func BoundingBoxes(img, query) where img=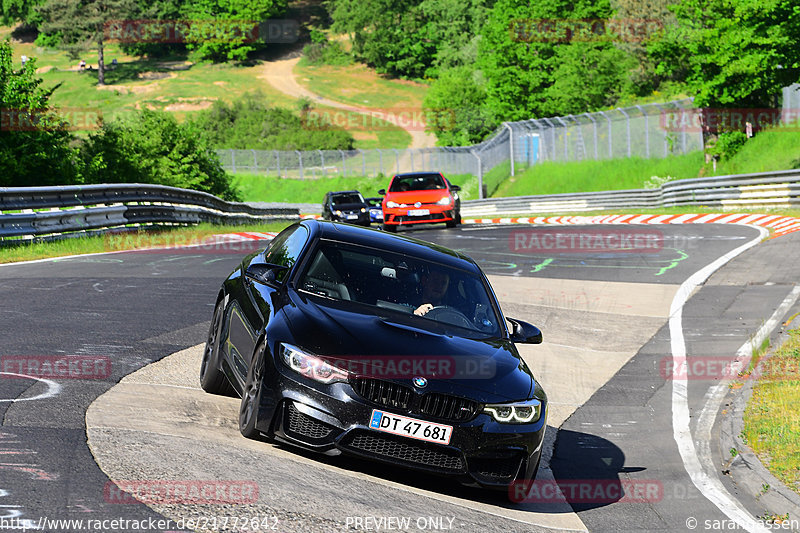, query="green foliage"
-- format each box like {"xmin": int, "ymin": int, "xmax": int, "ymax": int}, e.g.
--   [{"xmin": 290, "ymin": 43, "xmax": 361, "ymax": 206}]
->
[
  {"xmin": 2, "ymin": 0, "xmax": 45, "ymax": 26},
  {"xmin": 0, "ymin": 40, "xmax": 82, "ymax": 186},
  {"xmin": 180, "ymin": 0, "xmax": 288, "ymax": 62},
  {"xmin": 650, "ymin": 0, "xmax": 800, "ymax": 108},
  {"xmin": 303, "ymin": 39, "xmax": 351, "ymax": 66},
  {"xmin": 38, "ymin": 0, "xmax": 140, "ymax": 84},
  {"xmin": 80, "ymin": 109, "xmax": 238, "ymax": 200},
  {"xmin": 191, "ymin": 93, "xmax": 355, "ymax": 150},
  {"xmin": 705, "ymin": 131, "xmax": 748, "ymax": 162},
  {"xmin": 329, "ymin": 0, "xmax": 489, "ymax": 78},
  {"xmin": 423, "ymin": 66, "xmax": 496, "ymax": 146}
]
